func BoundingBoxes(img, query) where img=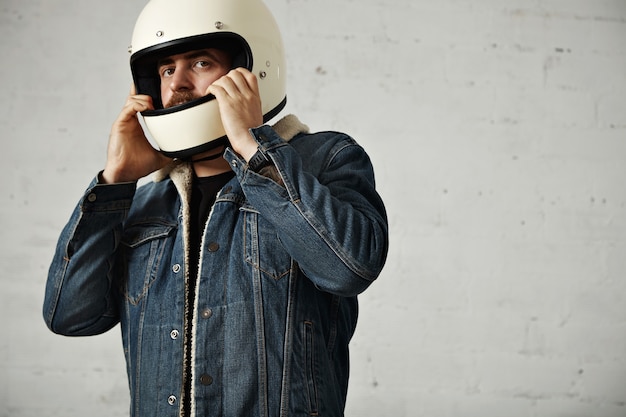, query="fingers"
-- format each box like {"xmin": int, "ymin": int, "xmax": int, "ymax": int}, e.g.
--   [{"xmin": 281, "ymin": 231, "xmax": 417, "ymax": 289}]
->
[
  {"xmin": 104, "ymin": 88, "xmax": 168, "ymax": 183},
  {"xmin": 205, "ymin": 68, "xmax": 262, "ymax": 156},
  {"xmin": 208, "ymin": 68, "xmax": 259, "ymax": 98},
  {"xmin": 230, "ymin": 67, "xmax": 259, "ymax": 95},
  {"xmin": 127, "ymin": 84, "xmax": 153, "ymax": 111},
  {"xmin": 207, "ymin": 68, "xmax": 262, "ymax": 123},
  {"xmin": 117, "ymin": 93, "xmax": 154, "ymax": 123}
]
